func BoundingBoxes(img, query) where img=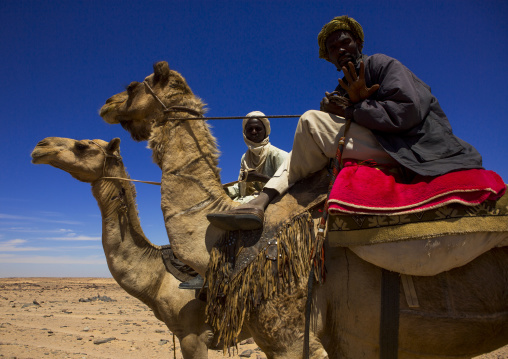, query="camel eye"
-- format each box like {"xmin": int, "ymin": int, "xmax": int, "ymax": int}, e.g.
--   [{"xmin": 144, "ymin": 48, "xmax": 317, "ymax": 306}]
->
[{"xmin": 75, "ymin": 143, "xmax": 89, "ymax": 151}]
